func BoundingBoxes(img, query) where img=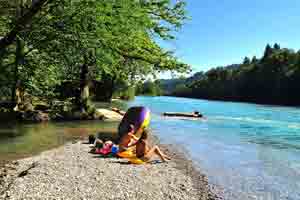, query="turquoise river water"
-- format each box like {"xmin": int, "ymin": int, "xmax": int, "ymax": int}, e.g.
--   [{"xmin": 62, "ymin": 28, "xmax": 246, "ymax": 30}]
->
[
  {"xmin": 128, "ymin": 96, "xmax": 300, "ymax": 200},
  {"xmin": 0, "ymin": 96, "xmax": 300, "ymax": 199}
]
